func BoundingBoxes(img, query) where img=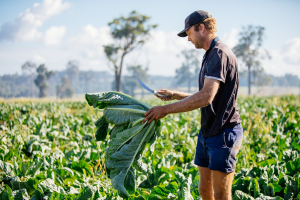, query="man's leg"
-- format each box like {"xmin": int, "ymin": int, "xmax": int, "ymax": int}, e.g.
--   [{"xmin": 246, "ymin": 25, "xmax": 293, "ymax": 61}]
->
[
  {"xmin": 203, "ymin": 124, "xmax": 243, "ymax": 200},
  {"xmin": 211, "ymin": 170, "xmax": 235, "ymax": 200},
  {"xmin": 198, "ymin": 166, "xmax": 214, "ymax": 200}
]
